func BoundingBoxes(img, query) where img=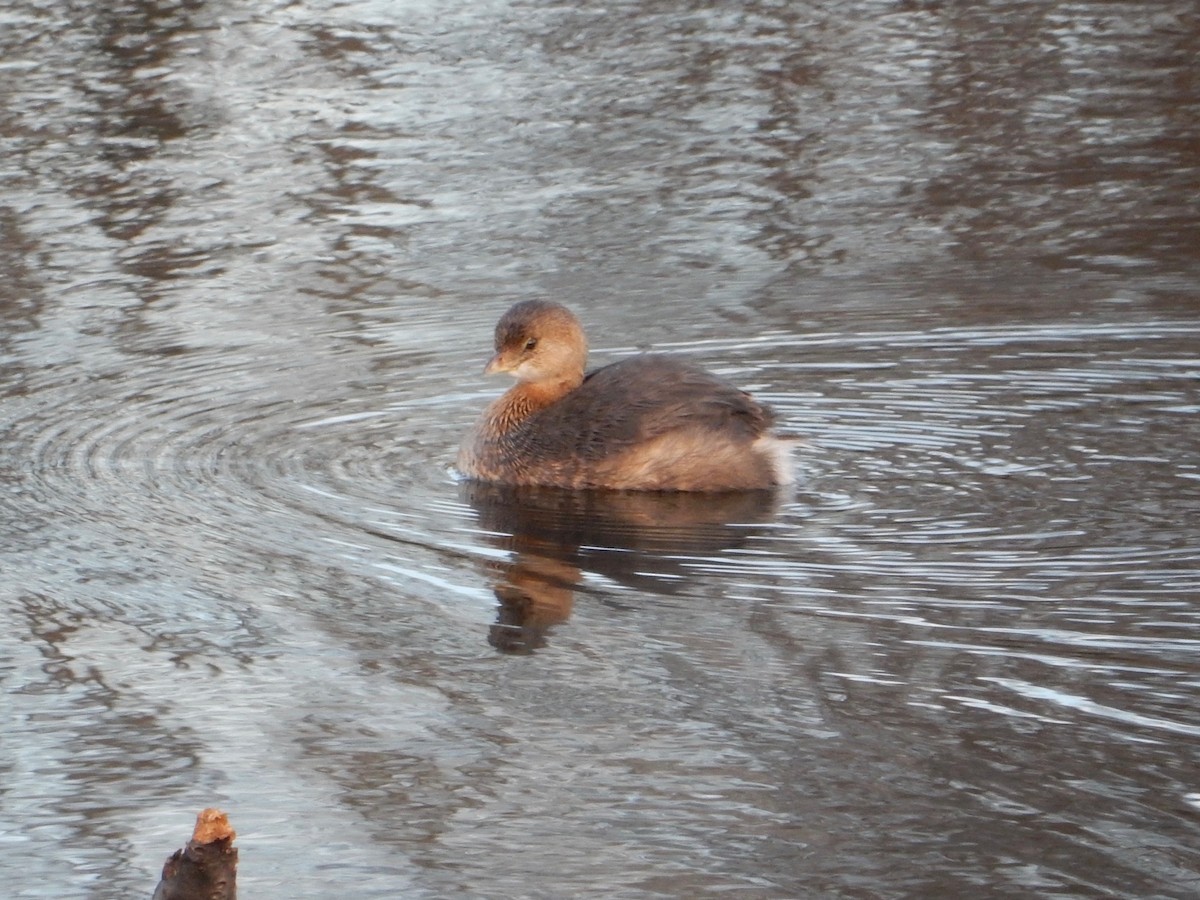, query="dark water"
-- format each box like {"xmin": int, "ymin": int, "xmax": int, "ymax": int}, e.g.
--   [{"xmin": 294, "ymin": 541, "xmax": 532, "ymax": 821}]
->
[{"xmin": 2, "ymin": 1, "xmax": 1199, "ymax": 897}]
